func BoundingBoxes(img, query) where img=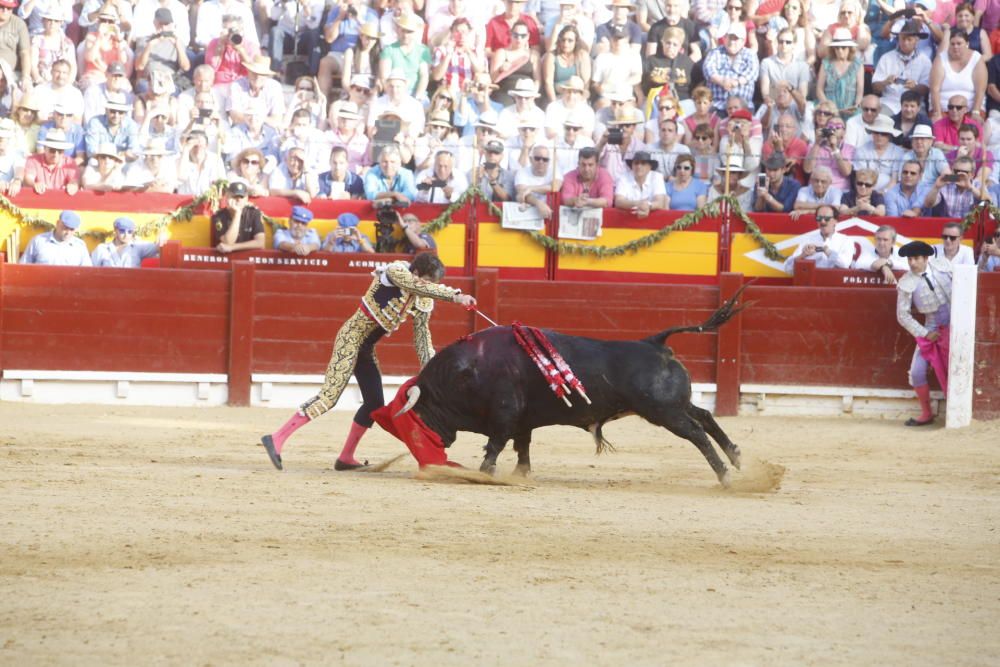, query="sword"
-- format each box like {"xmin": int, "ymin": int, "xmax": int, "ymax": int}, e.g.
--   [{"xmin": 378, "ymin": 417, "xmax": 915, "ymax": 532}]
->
[{"xmin": 466, "ymin": 305, "xmax": 500, "ymax": 328}]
